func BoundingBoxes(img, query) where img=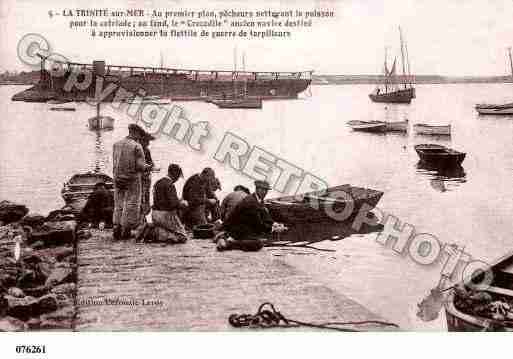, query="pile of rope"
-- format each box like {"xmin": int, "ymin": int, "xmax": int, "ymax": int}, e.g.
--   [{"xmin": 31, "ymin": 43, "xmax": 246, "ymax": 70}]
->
[{"xmin": 229, "ymin": 302, "xmax": 399, "ymax": 332}]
